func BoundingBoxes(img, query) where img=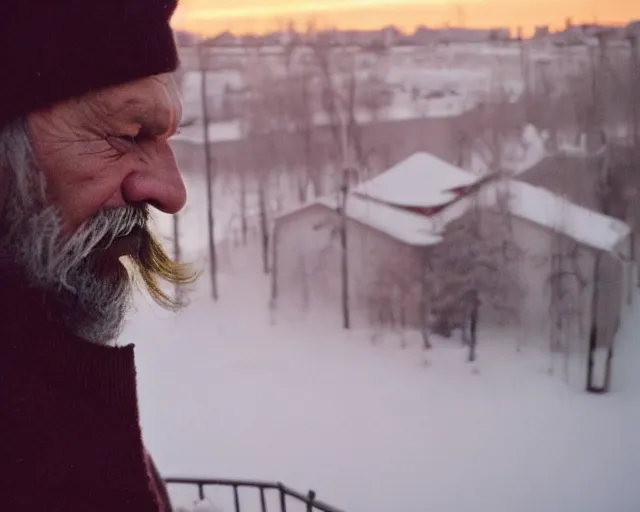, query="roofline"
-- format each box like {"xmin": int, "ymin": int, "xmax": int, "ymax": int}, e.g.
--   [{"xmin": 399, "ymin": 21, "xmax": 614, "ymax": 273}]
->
[
  {"xmin": 274, "ymin": 196, "xmax": 439, "ymax": 247},
  {"xmin": 500, "ymin": 206, "xmax": 631, "ymax": 254},
  {"xmin": 352, "ymin": 168, "xmax": 490, "ymax": 214}
]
